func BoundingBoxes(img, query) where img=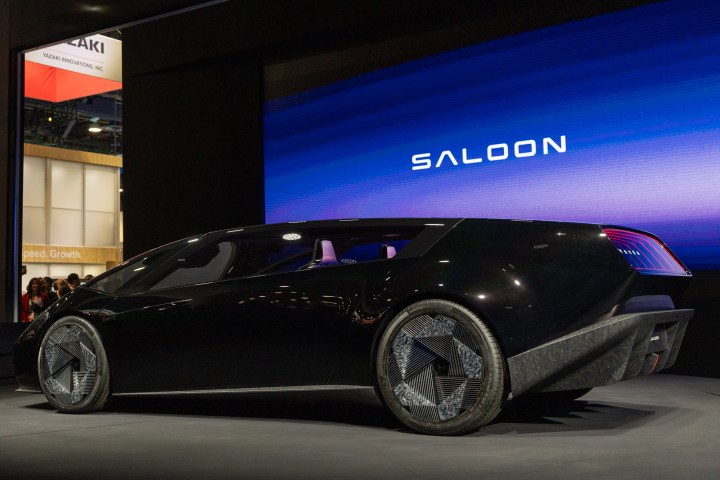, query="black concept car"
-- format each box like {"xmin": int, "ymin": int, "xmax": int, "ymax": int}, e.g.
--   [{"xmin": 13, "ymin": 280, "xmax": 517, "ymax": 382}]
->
[{"xmin": 15, "ymin": 218, "xmax": 693, "ymax": 435}]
